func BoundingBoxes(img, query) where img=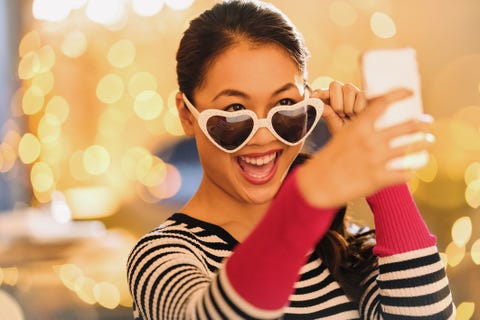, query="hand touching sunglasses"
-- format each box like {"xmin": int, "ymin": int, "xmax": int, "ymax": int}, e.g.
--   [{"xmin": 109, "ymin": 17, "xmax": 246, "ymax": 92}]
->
[{"xmin": 182, "ymin": 92, "xmax": 324, "ymax": 153}]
